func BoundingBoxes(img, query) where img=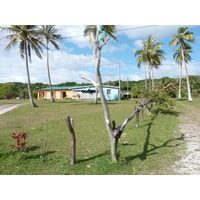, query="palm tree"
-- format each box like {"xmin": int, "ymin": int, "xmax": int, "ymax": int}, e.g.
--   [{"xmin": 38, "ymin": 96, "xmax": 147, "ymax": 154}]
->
[
  {"xmin": 134, "ymin": 42, "xmax": 148, "ymax": 89},
  {"xmin": 39, "ymin": 25, "xmax": 62, "ymax": 102},
  {"xmin": 0, "ymin": 25, "xmax": 45, "ymax": 107},
  {"xmin": 83, "ymin": 25, "xmax": 119, "ymax": 161},
  {"xmin": 145, "ymin": 36, "xmax": 165, "ymax": 90},
  {"xmin": 169, "ymin": 26, "xmax": 195, "ymax": 102},
  {"xmin": 134, "ymin": 36, "xmax": 165, "ymax": 90},
  {"xmin": 173, "ymin": 43, "xmax": 193, "ymax": 98}
]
